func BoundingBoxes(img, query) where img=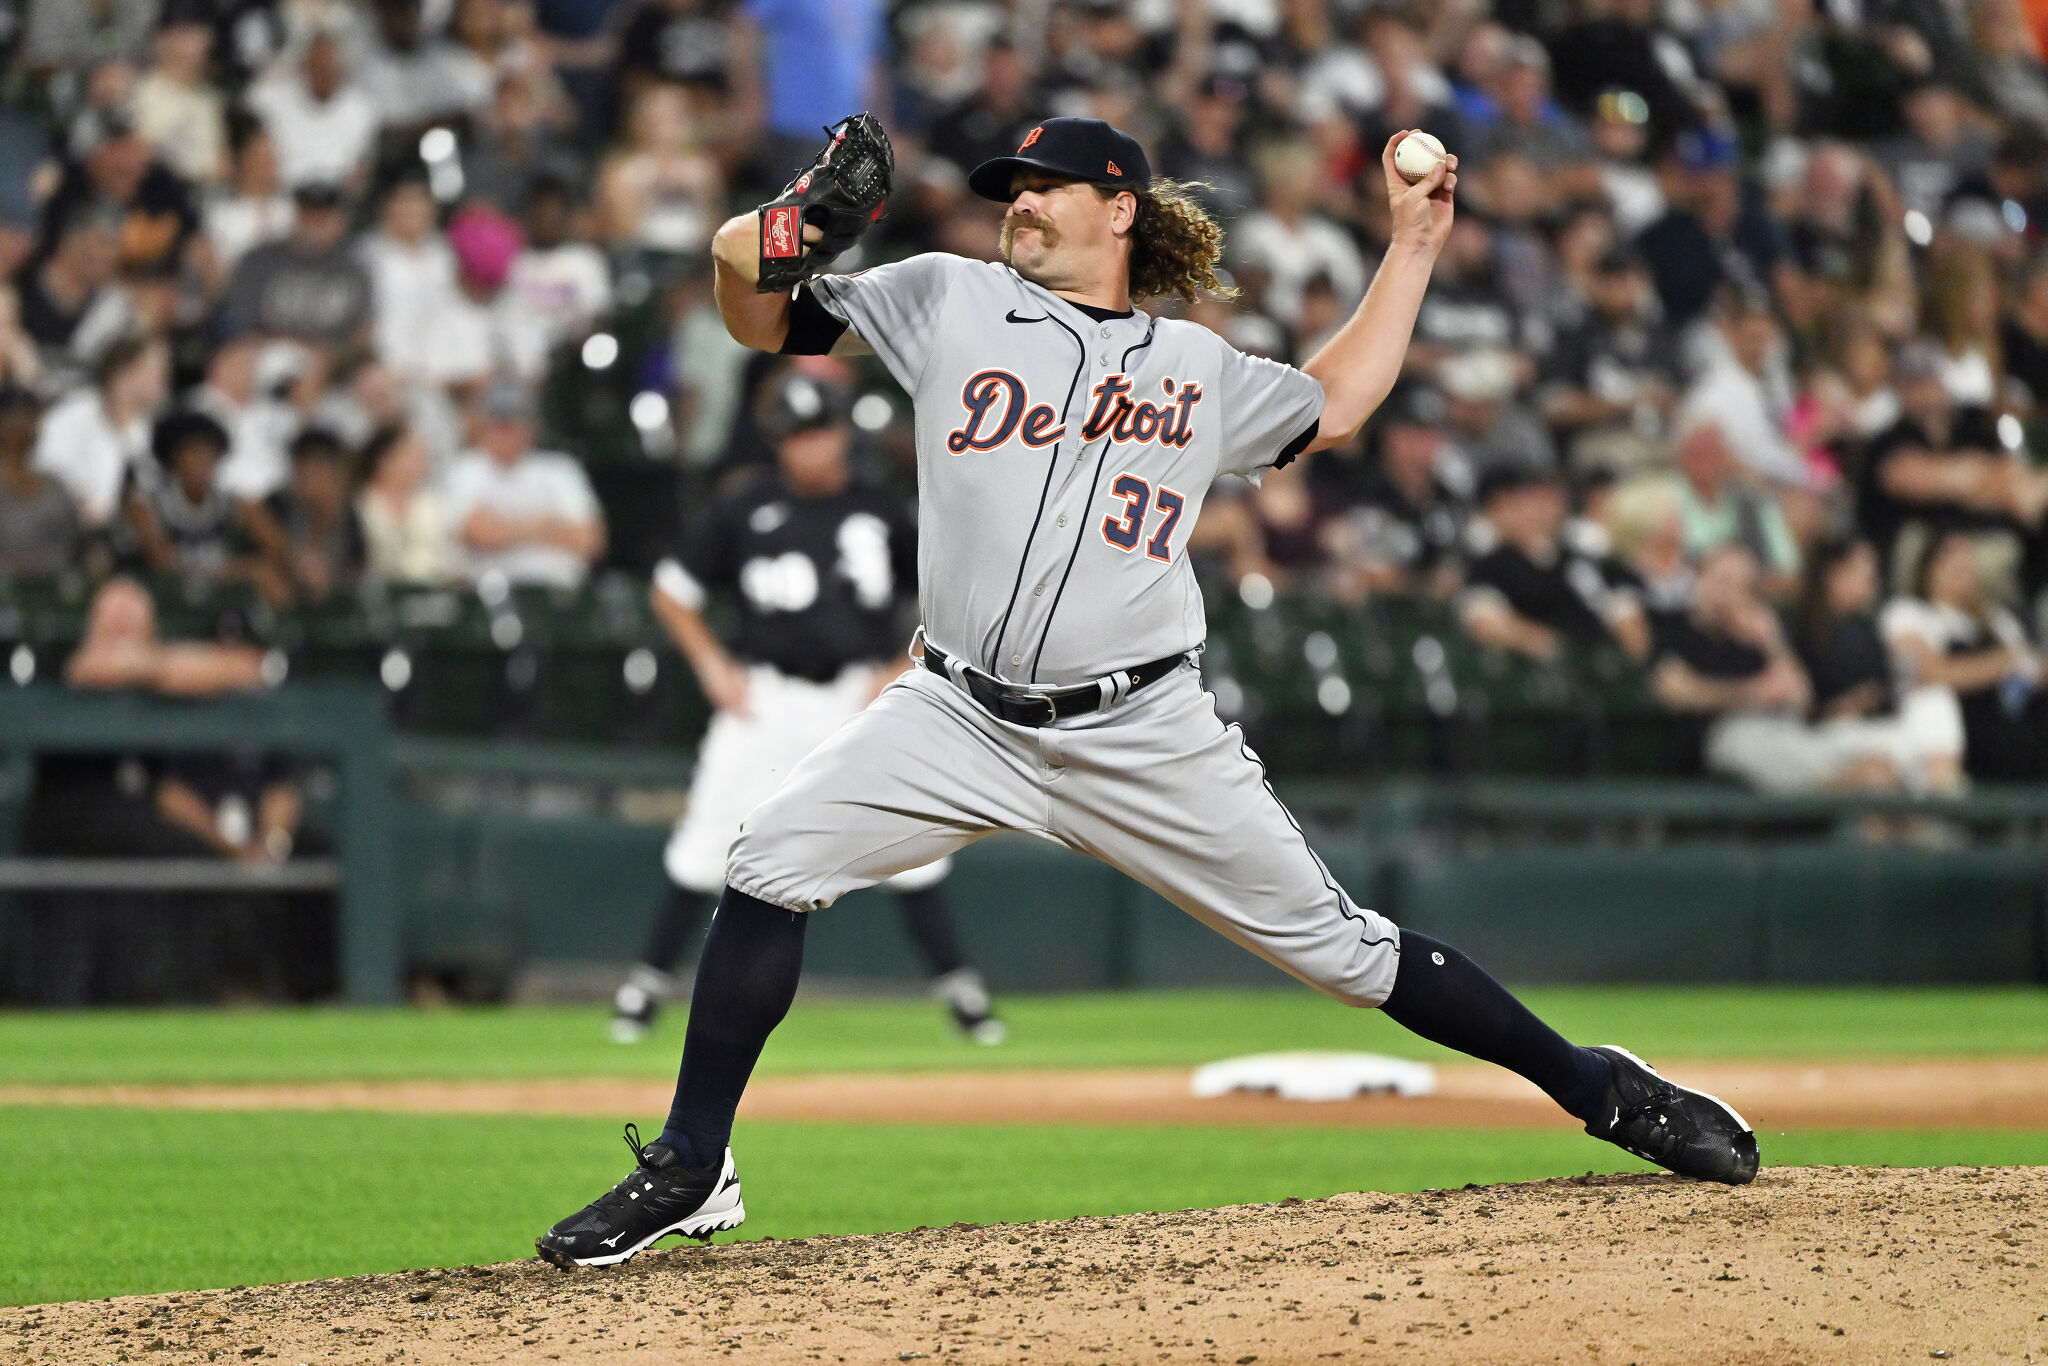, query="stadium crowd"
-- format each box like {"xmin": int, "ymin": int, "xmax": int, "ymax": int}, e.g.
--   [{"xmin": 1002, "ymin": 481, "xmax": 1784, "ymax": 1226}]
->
[{"xmin": 1, "ymin": 0, "xmax": 2048, "ymax": 798}]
